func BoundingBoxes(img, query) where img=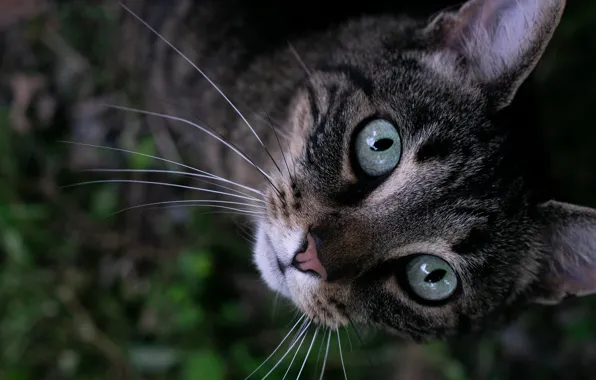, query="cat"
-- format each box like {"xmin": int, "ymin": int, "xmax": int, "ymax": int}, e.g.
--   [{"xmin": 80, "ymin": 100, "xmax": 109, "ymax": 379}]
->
[{"xmin": 115, "ymin": 0, "xmax": 596, "ymax": 346}]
